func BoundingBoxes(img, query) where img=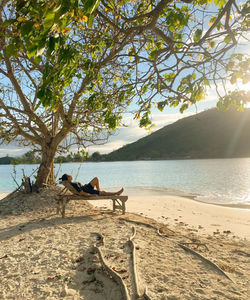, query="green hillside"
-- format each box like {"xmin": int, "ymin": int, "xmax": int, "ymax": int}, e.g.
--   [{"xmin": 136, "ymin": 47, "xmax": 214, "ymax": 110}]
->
[
  {"xmin": 105, "ymin": 108, "xmax": 250, "ymax": 160},
  {"xmin": 0, "ymin": 156, "xmax": 16, "ymax": 164}
]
